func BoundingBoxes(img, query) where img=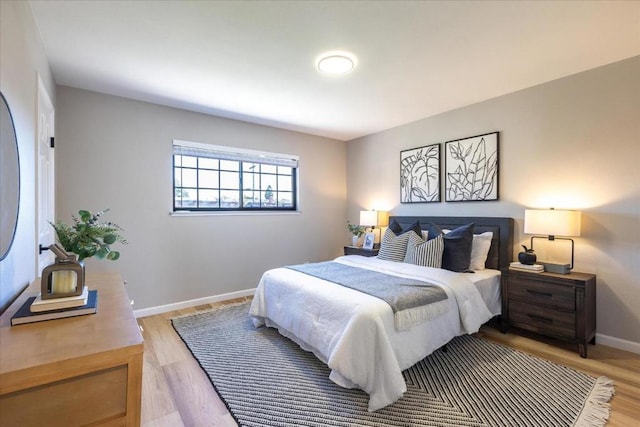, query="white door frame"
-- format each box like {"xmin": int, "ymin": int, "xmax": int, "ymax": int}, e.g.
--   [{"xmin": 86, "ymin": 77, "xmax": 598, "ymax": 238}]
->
[{"xmin": 36, "ymin": 75, "xmax": 55, "ymax": 275}]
